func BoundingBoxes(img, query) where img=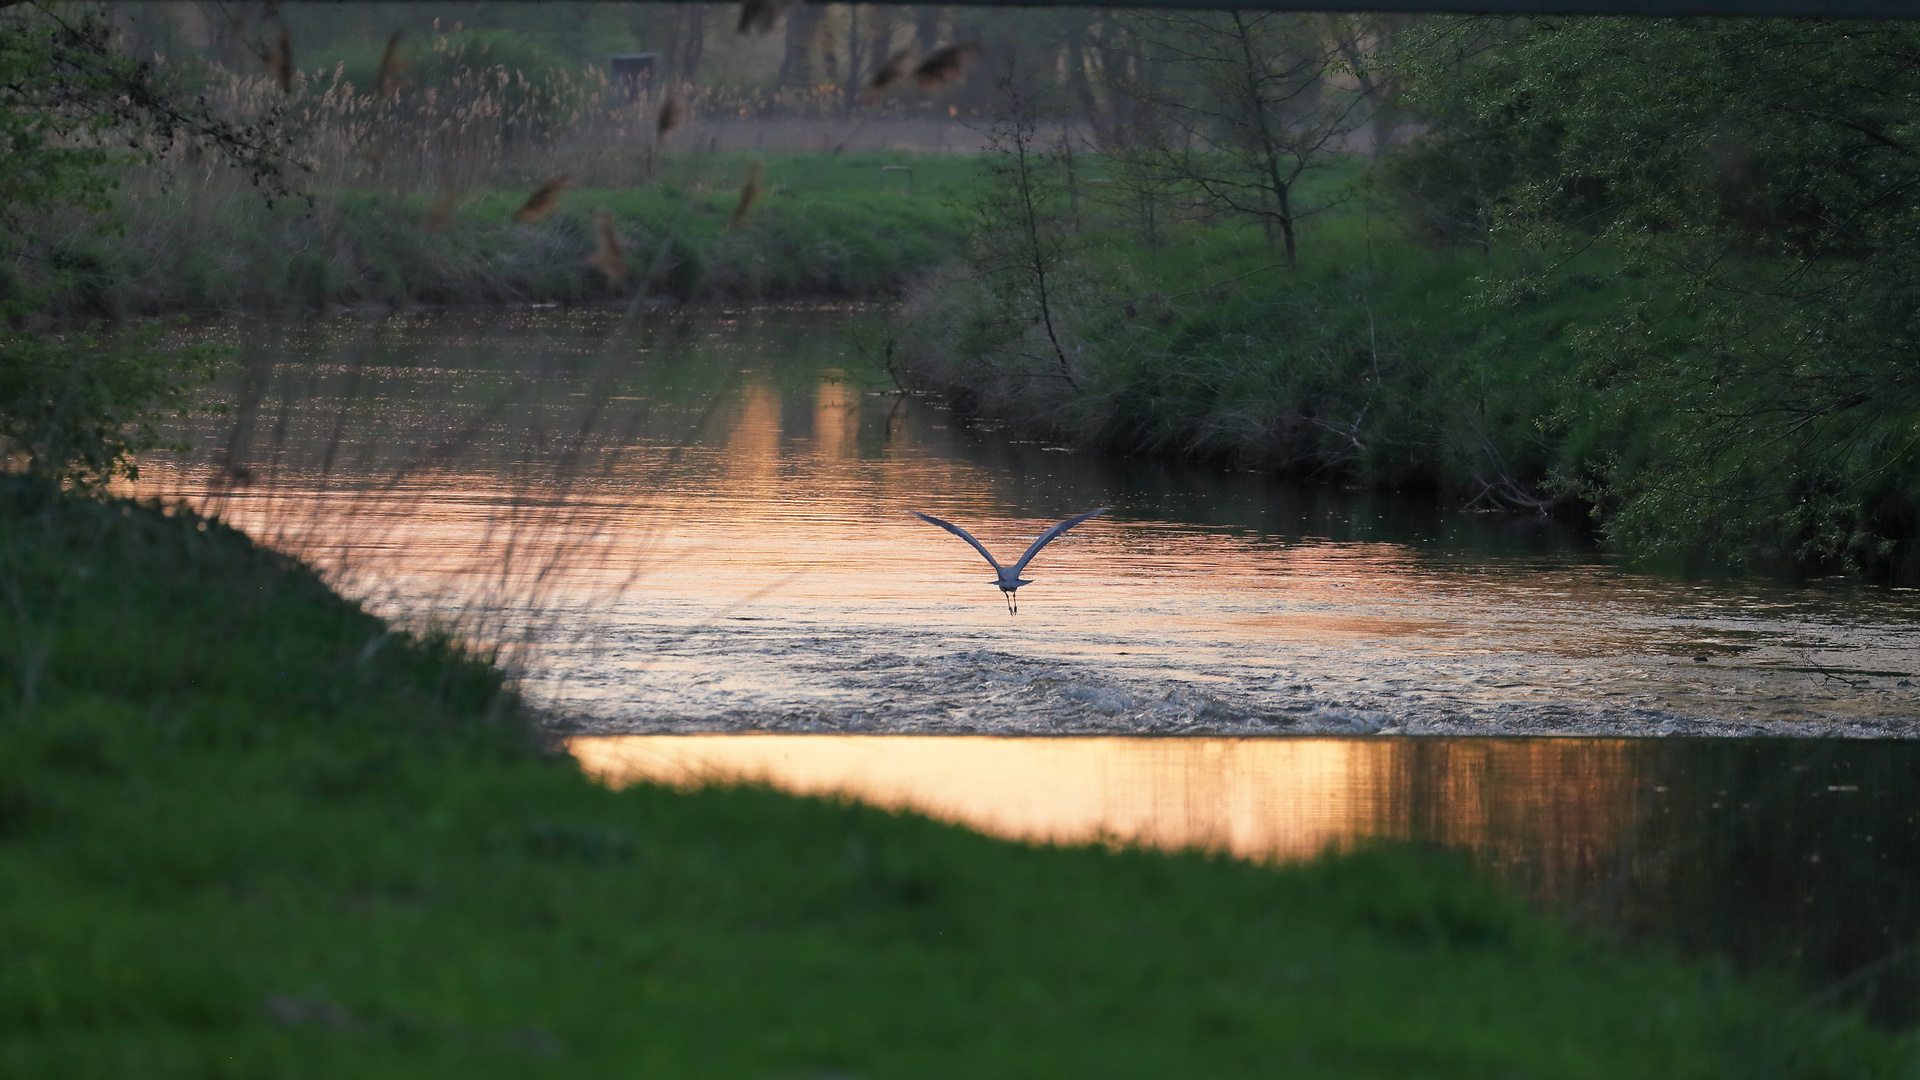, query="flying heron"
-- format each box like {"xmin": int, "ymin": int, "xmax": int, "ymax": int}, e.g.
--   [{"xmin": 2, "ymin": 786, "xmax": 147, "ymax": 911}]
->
[{"xmin": 911, "ymin": 507, "xmax": 1110, "ymax": 613}]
